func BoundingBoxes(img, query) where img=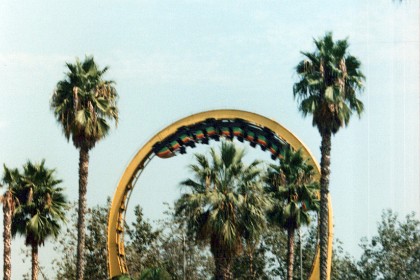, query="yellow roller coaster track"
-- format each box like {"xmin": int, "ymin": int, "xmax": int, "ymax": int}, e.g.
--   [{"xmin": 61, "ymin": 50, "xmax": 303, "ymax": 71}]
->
[{"xmin": 107, "ymin": 109, "xmax": 333, "ymax": 279}]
